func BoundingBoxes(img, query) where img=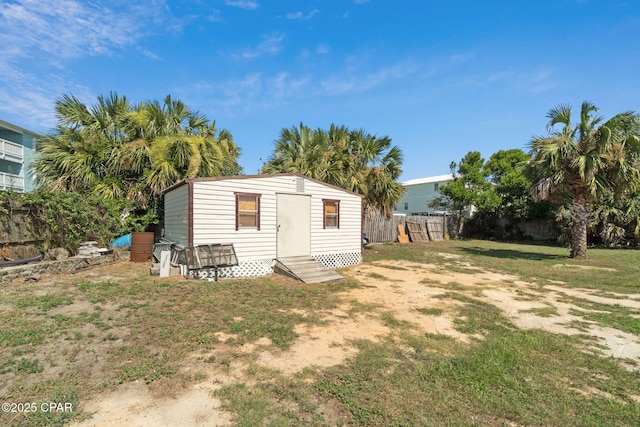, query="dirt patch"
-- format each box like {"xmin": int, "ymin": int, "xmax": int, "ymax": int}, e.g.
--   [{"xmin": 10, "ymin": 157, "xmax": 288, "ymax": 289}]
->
[
  {"xmin": 257, "ymin": 309, "xmax": 390, "ymax": 374},
  {"xmin": 544, "ymin": 285, "xmax": 640, "ymax": 308},
  {"xmin": 482, "ymin": 287, "xmax": 640, "ymax": 366},
  {"xmin": 345, "ymin": 260, "xmax": 640, "ymax": 368},
  {"xmin": 16, "ymin": 256, "xmax": 640, "ymax": 425},
  {"xmin": 71, "ymin": 381, "xmax": 232, "ymax": 427}
]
